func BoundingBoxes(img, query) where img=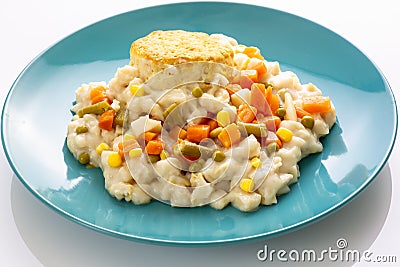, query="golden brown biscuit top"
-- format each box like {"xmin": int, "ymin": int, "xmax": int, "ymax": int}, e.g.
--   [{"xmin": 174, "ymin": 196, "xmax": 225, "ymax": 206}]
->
[{"xmin": 130, "ymin": 30, "xmax": 234, "ymax": 65}]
